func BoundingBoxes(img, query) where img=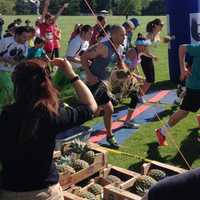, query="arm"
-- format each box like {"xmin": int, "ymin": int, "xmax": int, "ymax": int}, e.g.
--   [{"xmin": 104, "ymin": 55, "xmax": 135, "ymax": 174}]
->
[
  {"xmin": 81, "ymin": 43, "xmax": 106, "ymax": 84},
  {"xmin": 67, "ymin": 56, "xmax": 81, "ymax": 64},
  {"xmin": 54, "ymin": 3, "xmax": 69, "ymax": 22},
  {"xmin": 41, "ymin": 0, "xmax": 50, "ymax": 22},
  {"xmin": 66, "ymin": 38, "xmax": 82, "ymax": 64},
  {"xmin": 179, "ymin": 44, "xmax": 191, "ymax": 81},
  {"xmin": 51, "ymin": 58, "xmax": 97, "ymax": 113},
  {"xmin": 141, "ymin": 46, "xmax": 158, "ymax": 61}
]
